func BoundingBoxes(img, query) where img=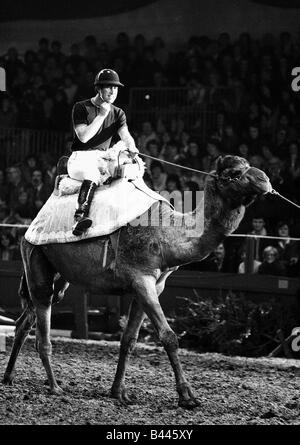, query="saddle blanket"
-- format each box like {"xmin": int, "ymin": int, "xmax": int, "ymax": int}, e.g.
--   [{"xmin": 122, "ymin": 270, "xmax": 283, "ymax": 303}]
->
[{"xmin": 25, "ymin": 178, "xmax": 170, "ymax": 245}]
